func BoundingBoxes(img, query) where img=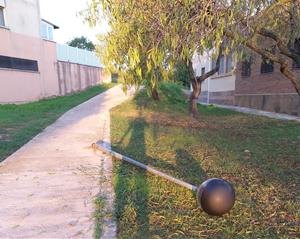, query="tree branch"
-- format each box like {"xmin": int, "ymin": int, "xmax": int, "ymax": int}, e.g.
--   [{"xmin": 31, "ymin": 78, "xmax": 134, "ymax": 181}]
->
[
  {"xmin": 196, "ymin": 46, "xmax": 223, "ymax": 83},
  {"xmin": 225, "ymin": 30, "xmax": 300, "ymax": 95},
  {"xmin": 257, "ymin": 28, "xmax": 300, "ymax": 64}
]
